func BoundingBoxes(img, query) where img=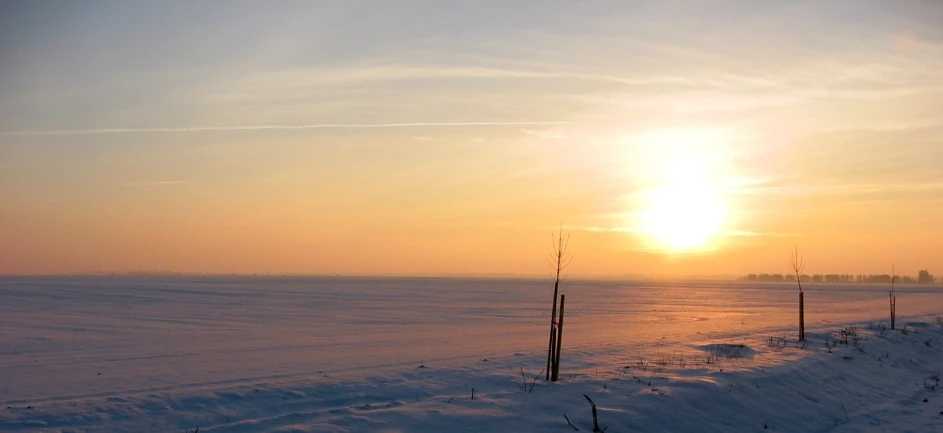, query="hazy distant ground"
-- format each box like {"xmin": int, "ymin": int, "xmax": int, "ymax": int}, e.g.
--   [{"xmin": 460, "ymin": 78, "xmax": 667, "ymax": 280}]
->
[
  {"xmin": 2, "ymin": 276, "xmax": 943, "ymax": 432},
  {"xmin": 2, "ymin": 276, "xmax": 941, "ymax": 403}
]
